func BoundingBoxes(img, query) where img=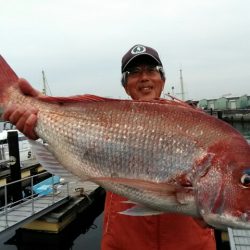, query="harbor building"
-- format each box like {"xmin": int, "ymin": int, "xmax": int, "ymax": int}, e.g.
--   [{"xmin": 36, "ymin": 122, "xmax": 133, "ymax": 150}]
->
[
  {"xmin": 198, "ymin": 95, "xmax": 250, "ymax": 110},
  {"xmin": 198, "ymin": 95, "xmax": 250, "ymax": 122}
]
